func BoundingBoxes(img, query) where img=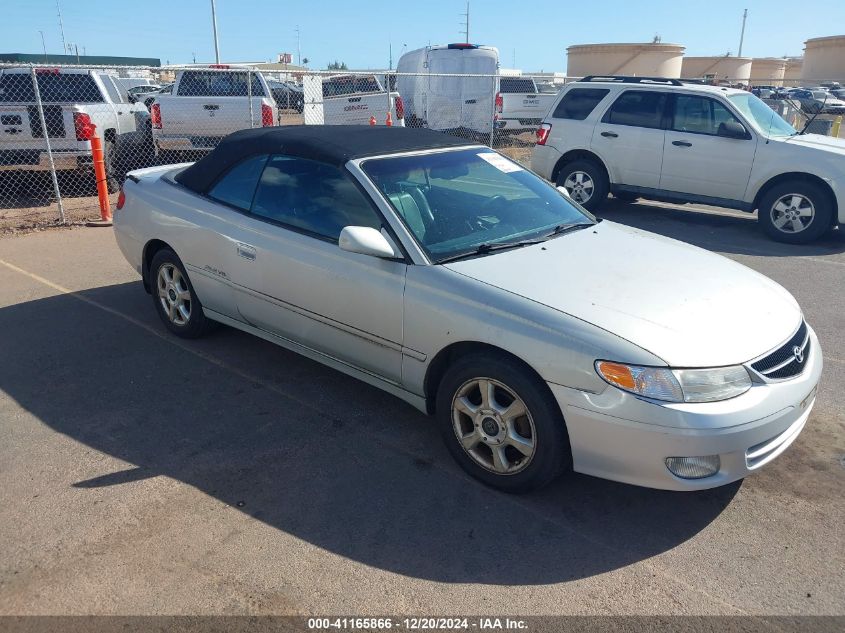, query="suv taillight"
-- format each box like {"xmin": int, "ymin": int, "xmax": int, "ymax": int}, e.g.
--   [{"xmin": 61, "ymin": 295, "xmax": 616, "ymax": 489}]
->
[
  {"xmin": 395, "ymin": 95, "xmax": 405, "ymax": 120},
  {"xmin": 262, "ymin": 103, "xmax": 274, "ymax": 127},
  {"xmin": 73, "ymin": 112, "xmax": 95, "ymax": 141},
  {"xmin": 495, "ymin": 92, "xmax": 503, "ymax": 113},
  {"xmin": 150, "ymin": 103, "xmax": 162, "ymax": 129},
  {"xmin": 536, "ymin": 123, "xmax": 552, "ymax": 146}
]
